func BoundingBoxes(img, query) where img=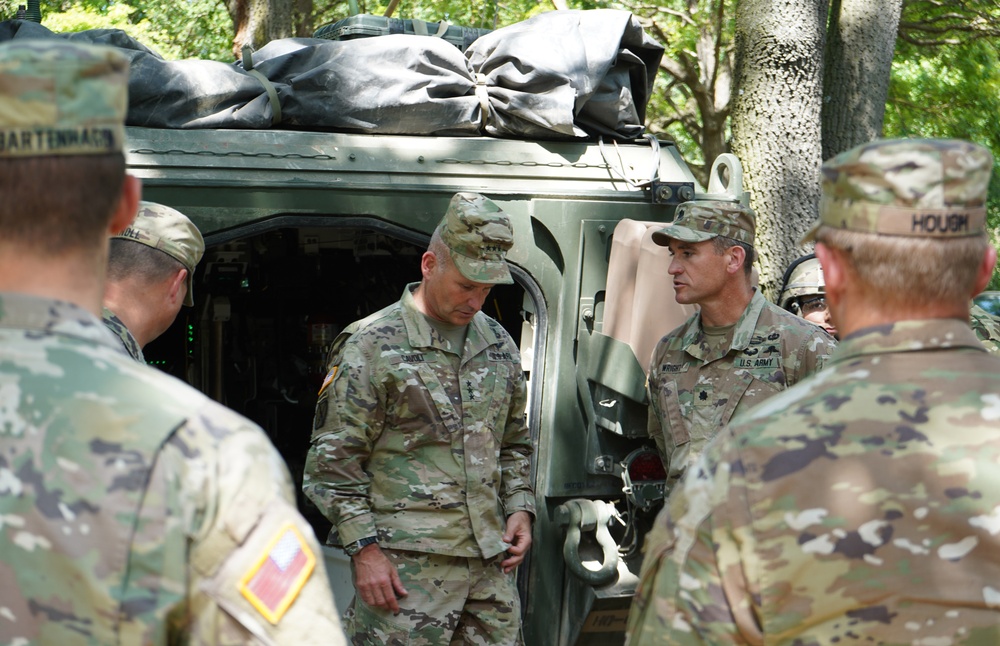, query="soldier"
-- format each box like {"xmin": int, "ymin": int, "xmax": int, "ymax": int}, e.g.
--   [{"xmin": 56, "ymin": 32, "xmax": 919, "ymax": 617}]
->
[
  {"xmin": 970, "ymin": 301, "xmax": 1000, "ymax": 353},
  {"xmin": 778, "ymin": 252, "xmax": 838, "ymax": 338},
  {"xmin": 0, "ymin": 41, "xmax": 346, "ymax": 644},
  {"xmin": 303, "ymin": 192, "xmax": 534, "ymax": 644},
  {"xmin": 626, "ymin": 138, "xmax": 1000, "ymax": 644},
  {"xmin": 103, "ymin": 201, "xmax": 205, "ymax": 362},
  {"xmin": 645, "ymin": 200, "xmax": 836, "ymax": 491}
]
